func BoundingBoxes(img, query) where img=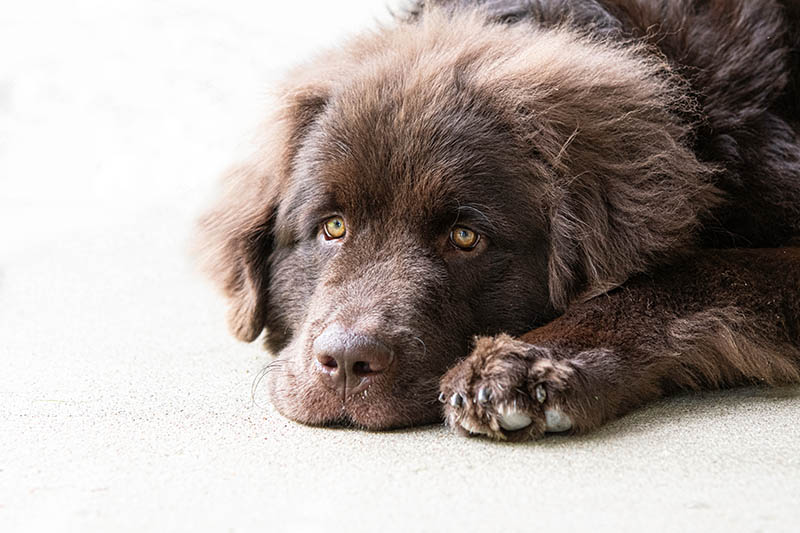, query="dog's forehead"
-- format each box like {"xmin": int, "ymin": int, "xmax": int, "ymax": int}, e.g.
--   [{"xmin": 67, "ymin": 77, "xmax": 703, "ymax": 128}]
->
[
  {"xmin": 275, "ymin": 59, "xmax": 553, "ymax": 246},
  {"xmin": 306, "ymin": 84, "xmax": 524, "ymax": 219}
]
